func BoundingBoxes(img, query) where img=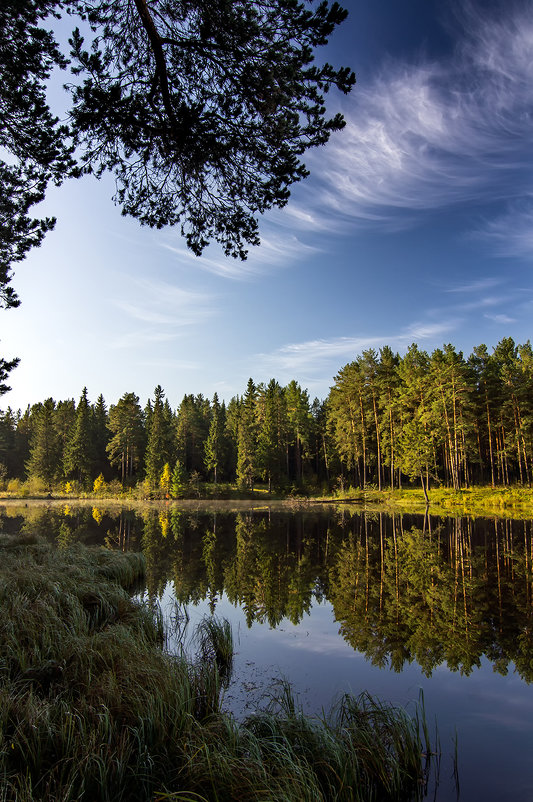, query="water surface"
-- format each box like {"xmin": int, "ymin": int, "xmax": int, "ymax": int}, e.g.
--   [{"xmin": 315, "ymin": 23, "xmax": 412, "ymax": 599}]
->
[{"xmin": 2, "ymin": 501, "xmax": 533, "ymax": 801}]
